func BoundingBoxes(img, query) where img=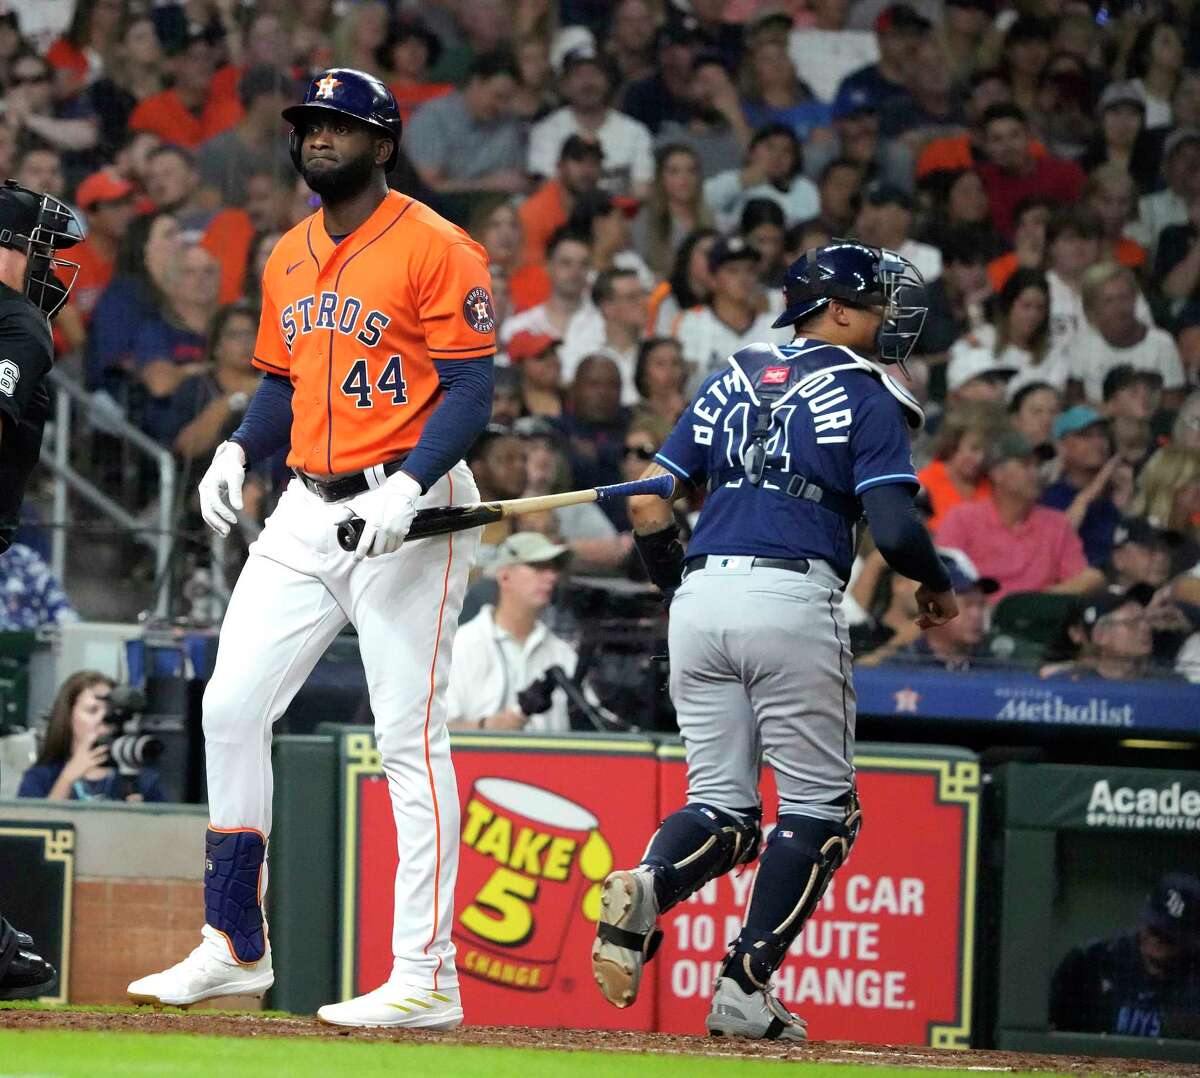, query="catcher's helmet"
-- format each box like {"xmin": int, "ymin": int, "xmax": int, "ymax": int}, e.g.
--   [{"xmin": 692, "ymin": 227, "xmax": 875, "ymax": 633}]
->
[
  {"xmin": 282, "ymin": 68, "xmax": 402, "ymax": 173},
  {"xmin": 0, "ymin": 180, "xmax": 82, "ymax": 320},
  {"xmin": 772, "ymin": 240, "xmax": 928, "ymax": 365}
]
